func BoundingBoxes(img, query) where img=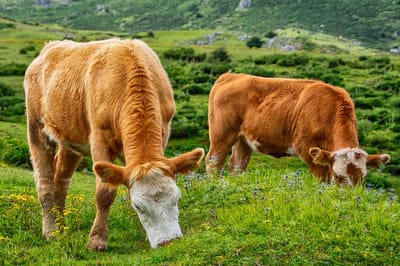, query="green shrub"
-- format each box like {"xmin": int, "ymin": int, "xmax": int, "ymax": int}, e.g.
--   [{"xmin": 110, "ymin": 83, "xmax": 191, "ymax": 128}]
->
[
  {"xmin": 353, "ymin": 97, "xmax": 384, "ymax": 109},
  {"xmin": 181, "ymin": 83, "xmax": 210, "ymax": 95},
  {"xmin": 208, "ymin": 47, "xmax": 231, "ymax": 63},
  {"xmin": 163, "ymin": 47, "xmax": 206, "ymax": 62},
  {"xmin": 347, "ymin": 86, "xmax": 380, "ymax": 97},
  {"xmin": 0, "ymin": 136, "xmax": 31, "ymax": 168},
  {"xmin": 0, "ymin": 83, "xmax": 16, "ymax": 97},
  {"xmin": 199, "ymin": 63, "xmax": 231, "ymax": 75},
  {"xmin": 374, "ymin": 80, "xmax": 400, "ymax": 93},
  {"xmin": 19, "ymin": 45, "xmax": 36, "ymax": 55},
  {"xmin": 2, "ymin": 102, "xmax": 26, "ymax": 117},
  {"xmin": 364, "ymin": 130, "xmax": 396, "ymax": 150},
  {"xmin": 0, "ymin": 22, "xmax": 16, "ymax": 30},
  {"xmin": 170, "ymin": 103, "xmax": 207, "ymax": 138},
  {"xmin": 174, "ymin": 90, "xmax": 191, "ymax": 102},
  {"xmin": 246, "ymin": 36, "xmax": 264, "ymax": 49},
  {"xmin": 0, "ymin": 63, "xmax": 27, "ymax": 76},
  {"xmin": 295, "ymin": 66, "xmax": 344, "ymax": 86},
  {"xmin": 264, "ymin": 31, "xmax": 277, "ymax": 38},
  {"xmin": 277, "ymin": 53, "xmax": 309, "ymax": 67},
  {"xmin": 192, "ymin": 73, "xmax": 212, "ymax": 83},
  {"xmin": 387, "ymin": 97, "xmax": 400, "ymax": 108},
  {"xmin": 234, "ymin": 66, "xmax": 275, "ymax": 77},
  {"xmin": 0, "ymin": 96, "xmax": 24, "ymax": 108},
  {"xmin": 328, "ymin": 58, "xmax": 346, "ymax": 68}
]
